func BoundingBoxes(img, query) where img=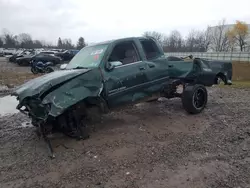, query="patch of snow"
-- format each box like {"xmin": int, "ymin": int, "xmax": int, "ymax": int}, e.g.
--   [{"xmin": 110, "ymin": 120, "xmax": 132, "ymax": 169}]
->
[
  {"xmin": 0, "ymin": 95, "xmax": 19, "ymax": 116},
  {"xmin": 20, "ymin": 121, "xmax": 33, "ymax": 128},
  {"xmin": 176, "ymin": 85, "xmax": 183, "ymax": 93},
  {"xmin": 158, "ymin": 97, "xmax": 168, "ymax": 102},
  {"xmin": 0, "ymin": 85, "xmax": 8, "ymax": 91}
]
